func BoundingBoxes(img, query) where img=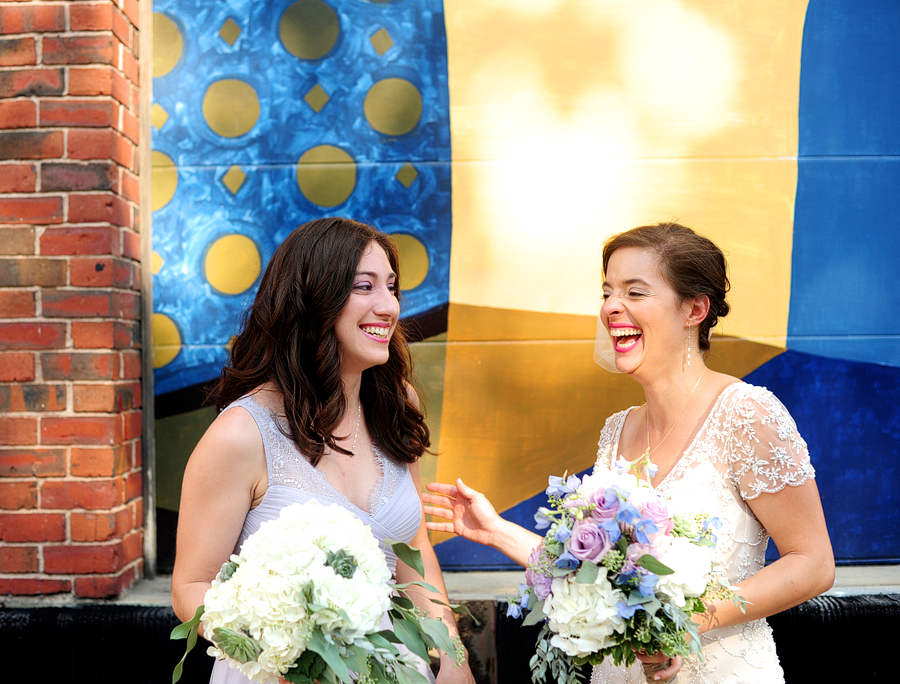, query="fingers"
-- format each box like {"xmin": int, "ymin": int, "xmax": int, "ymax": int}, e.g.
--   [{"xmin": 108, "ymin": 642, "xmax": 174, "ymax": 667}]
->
[
  {"xmin": 425, "ymin": 521, "xmax": 455, "ymax": 533},
  {"xmin": 655, "ymin": 655, "xmax": 682, "ymax": 680},
  {"xmin": 425, "ymin": 482, "xmax": 459, "ymax": 497}
]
